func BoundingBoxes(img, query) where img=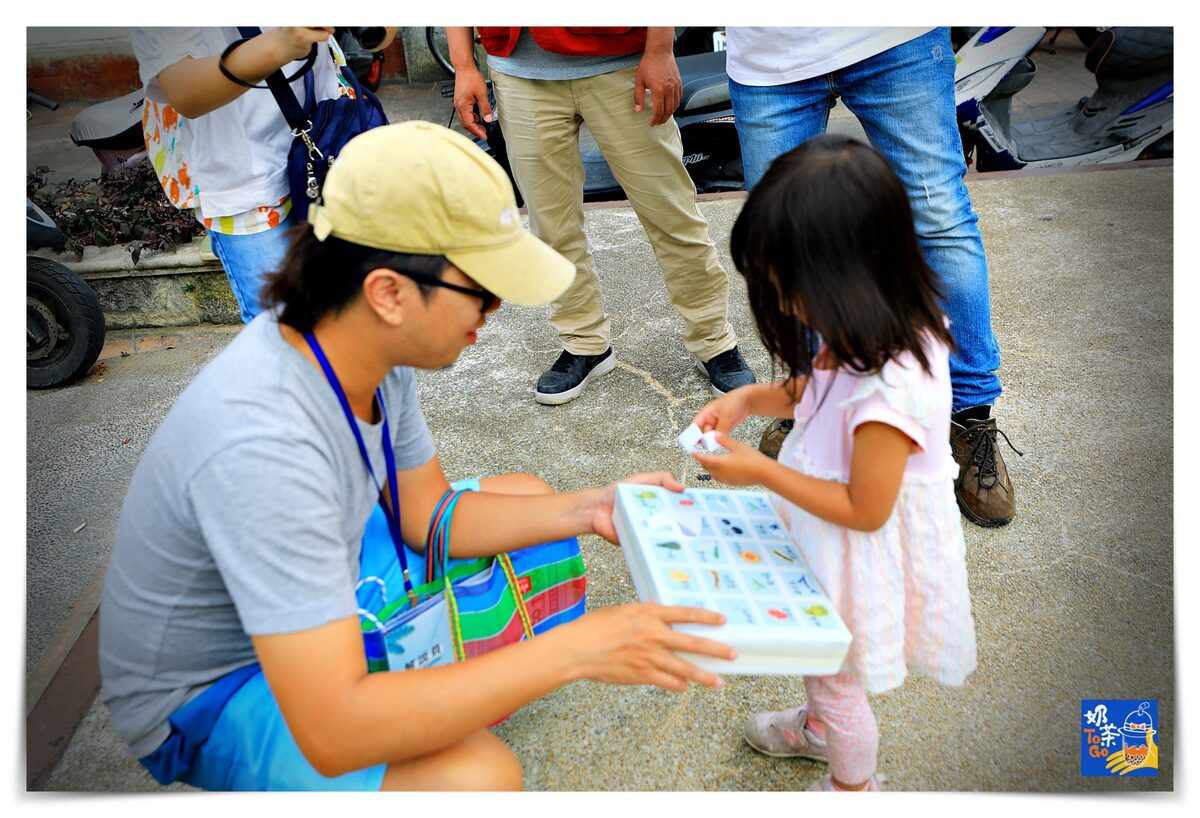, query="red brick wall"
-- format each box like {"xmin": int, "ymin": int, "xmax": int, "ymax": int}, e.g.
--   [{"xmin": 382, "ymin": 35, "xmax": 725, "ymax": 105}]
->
[
  {"xmin": 27, "ymin": 55, "xmax": 142, "ymax": 101},
  {"xmin": 379, "ymin": 39, "xmax": 408, "ymax": 81},
  {"xmin": 28, "ymin": 39, "xmax": 409, "ymax": 102}
]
